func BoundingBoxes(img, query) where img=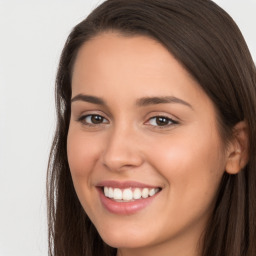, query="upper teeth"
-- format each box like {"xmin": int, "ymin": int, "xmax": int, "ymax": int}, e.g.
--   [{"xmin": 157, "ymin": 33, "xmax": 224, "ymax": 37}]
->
[{"xmin": 103, "ymin": 187, "xmax": 160, "ymax": 201}]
